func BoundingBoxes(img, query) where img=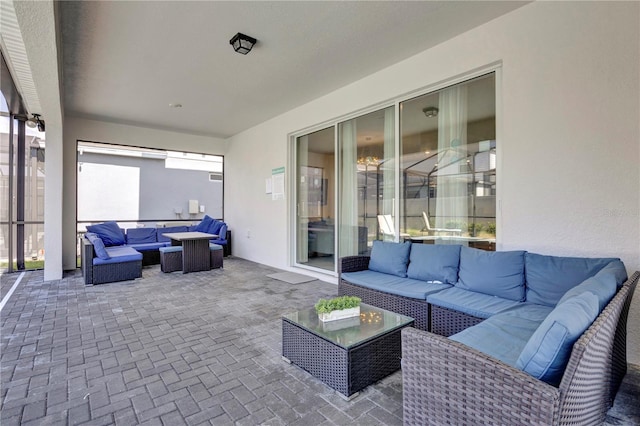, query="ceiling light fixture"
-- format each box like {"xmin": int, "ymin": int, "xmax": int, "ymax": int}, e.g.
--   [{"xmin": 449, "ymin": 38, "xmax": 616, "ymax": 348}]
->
[
  {"xmin": 230, "ymin": 32, "xmax": 257, "ymax": 55},
  {"xmin": 26, "ymin": 114, "xmax": 45, "ymax": 132},
  {"xmin": 422, "ymin": 106, "xmax": 439, "ymax": 118}
]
